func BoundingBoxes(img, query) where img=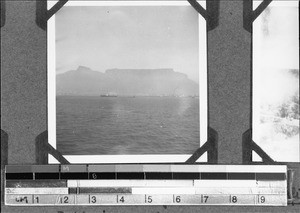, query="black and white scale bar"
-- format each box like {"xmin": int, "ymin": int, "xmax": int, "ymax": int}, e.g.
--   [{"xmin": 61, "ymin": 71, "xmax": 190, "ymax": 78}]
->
[
  {"xmin": 6, "ymin": 180, "xmax": 67, "ymax": 188},
  {"xmin": 6, "ymin": 173, "xmax": 34, "ymax": 180},
  {"xmin": 116, "ymin": 173, "xmax": 145, "ymax": 179},
  {"xmin": 60, "ymin": 173, "xmax": 89, "ymax": 180},
  {"xmin": 35, "ymin": 173, "xmax": 60, "ymax": 179},
  {"xmin": 89, "ymin": 172, "xmax": 116, "ymax": 179},
  {"xmin": 172, "ymin": 173, "xmax": 200, "ymax": 179},
  {"xmin": 5, "ymin": 172, "xmax": 286, "ymax": 180}
]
